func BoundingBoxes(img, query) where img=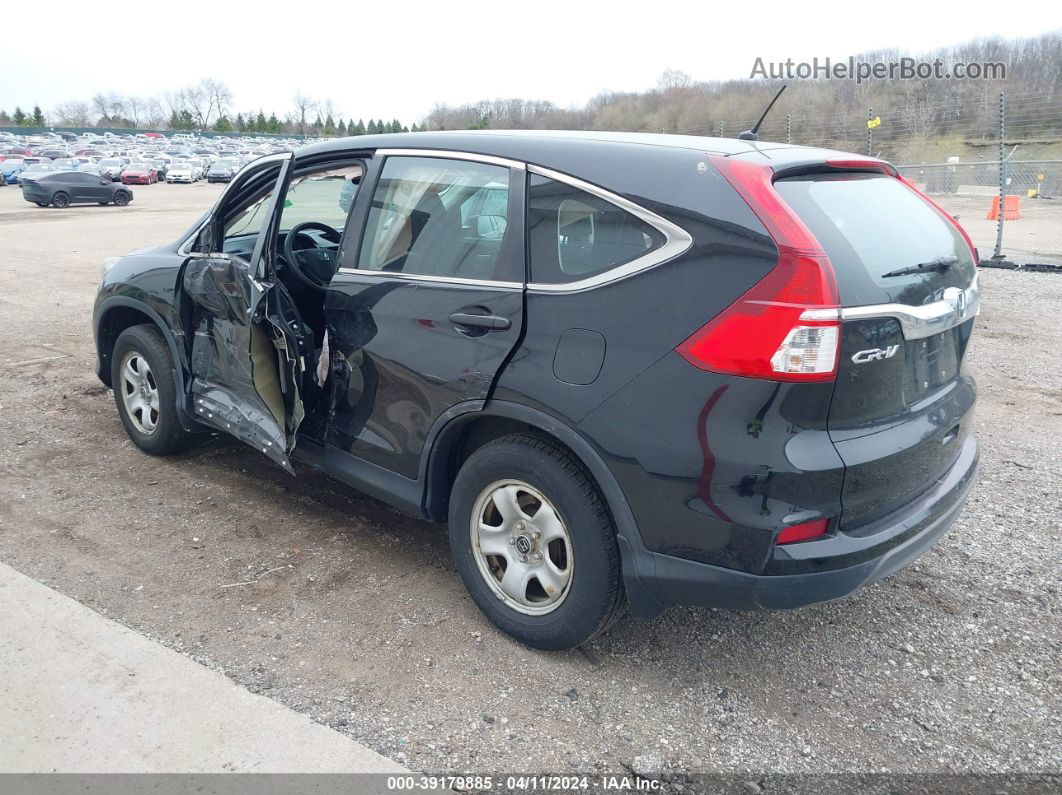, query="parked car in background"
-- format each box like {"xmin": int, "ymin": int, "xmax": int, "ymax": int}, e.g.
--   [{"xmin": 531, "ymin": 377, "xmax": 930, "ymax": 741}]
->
[
  {"xmin": 2, "ymin": 159, "xmax": 26, "ymax": 184},
  {"xmin": 22, "ymin": 171, "xmax": 132, "ymax": 208},
  {"xmin": 165, "ymin": 162, "xmax": 198, "ymax": 183},
  {"xmin": 147, "ymin": 159, "xmax": 169, "ymax": 180},
  {"xmin": 35, "ymin": 148, "xmax": 72, "ymax": 160},
  {"xmin": 98, "ymin": 157, "xmax": 130, "ymax": 181},
  {"xmin": 121, "ymin": 164, "xmax": 158, "ymax": 185},
  {"xmin": 18, "ymin": 163, "xmax": 57, "ymax": 183},
  {"xmin": 206, "ymin": 161, "xmax": 235, "ymax": 183},
  {"xmin": 78, "ymin": 162, "xmax": 103, "ymax": 177},
  {"xmin": 53, "ymin": 158, "xmax": 80, "ymax": 171}
]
